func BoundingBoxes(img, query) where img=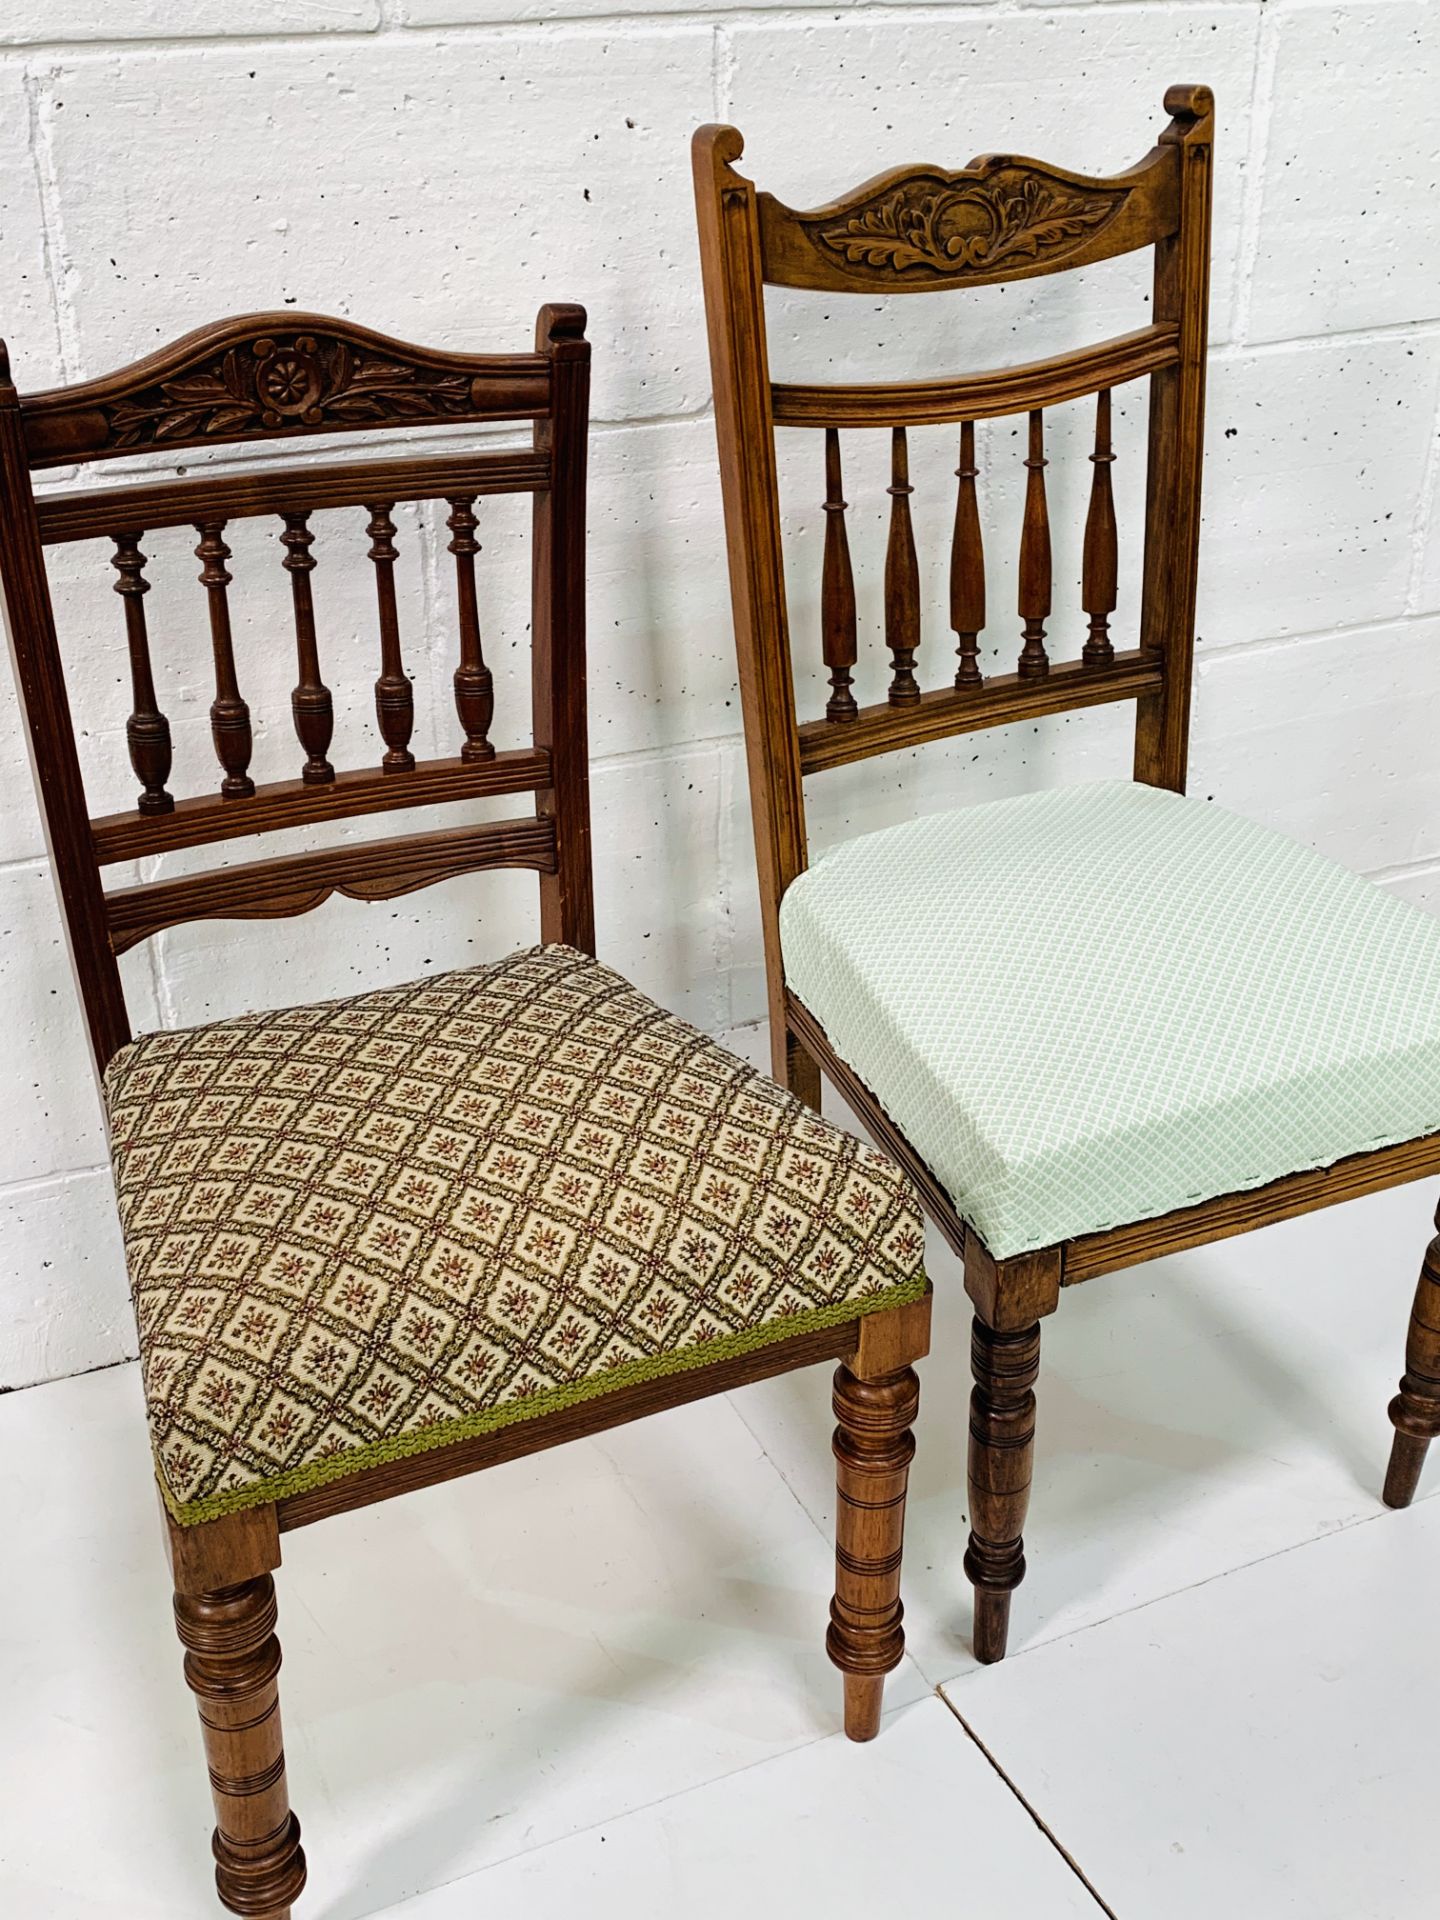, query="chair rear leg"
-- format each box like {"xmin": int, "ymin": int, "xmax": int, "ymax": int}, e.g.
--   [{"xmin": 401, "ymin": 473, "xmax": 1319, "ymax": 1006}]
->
[
  {"xmin": 784, "ymin": 1026, "xmax": 823, "ymax": 1114},
  {"xmin": 828, "ymin": 1290, "xmax": 931, "ymax": 1739},
  {"xmin": 1385, "ymin": 1203, "xmax": 1440, "ymax": 1509},
  {"xmin": 965, "ymin": 1316, "xmax": 1041, "ymax": 1665}
]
